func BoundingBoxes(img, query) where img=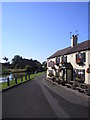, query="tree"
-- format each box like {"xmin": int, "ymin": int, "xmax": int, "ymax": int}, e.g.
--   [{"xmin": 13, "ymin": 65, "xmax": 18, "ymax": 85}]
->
[
  {"xmin": 12, "ymin": 55, "xmax": 22, "ymax": 63},
  {"xmin": 2, "ymin": 56, "xmax": 8, "ymax": 62},
  {"xmin": 15, "ymin": 64, "xmax": 19, "ymax": 69},
  {"xmin": 42, "ymin": 61, "xmax": 47, "ymax": 70},
  {"xmin": 25, "ymin": 65, "xmax": 32, "ymax": 73},
  {"xmin": 34, "ymin": 60, "xmax": 42, "ymax": 70},
  {"xmin": 2, "ymin": 56, "xmax": 9, "ymax": 68},
  {"xmin": 11, "ymin": 55, "xmax": 22, "ymax": 68}
]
